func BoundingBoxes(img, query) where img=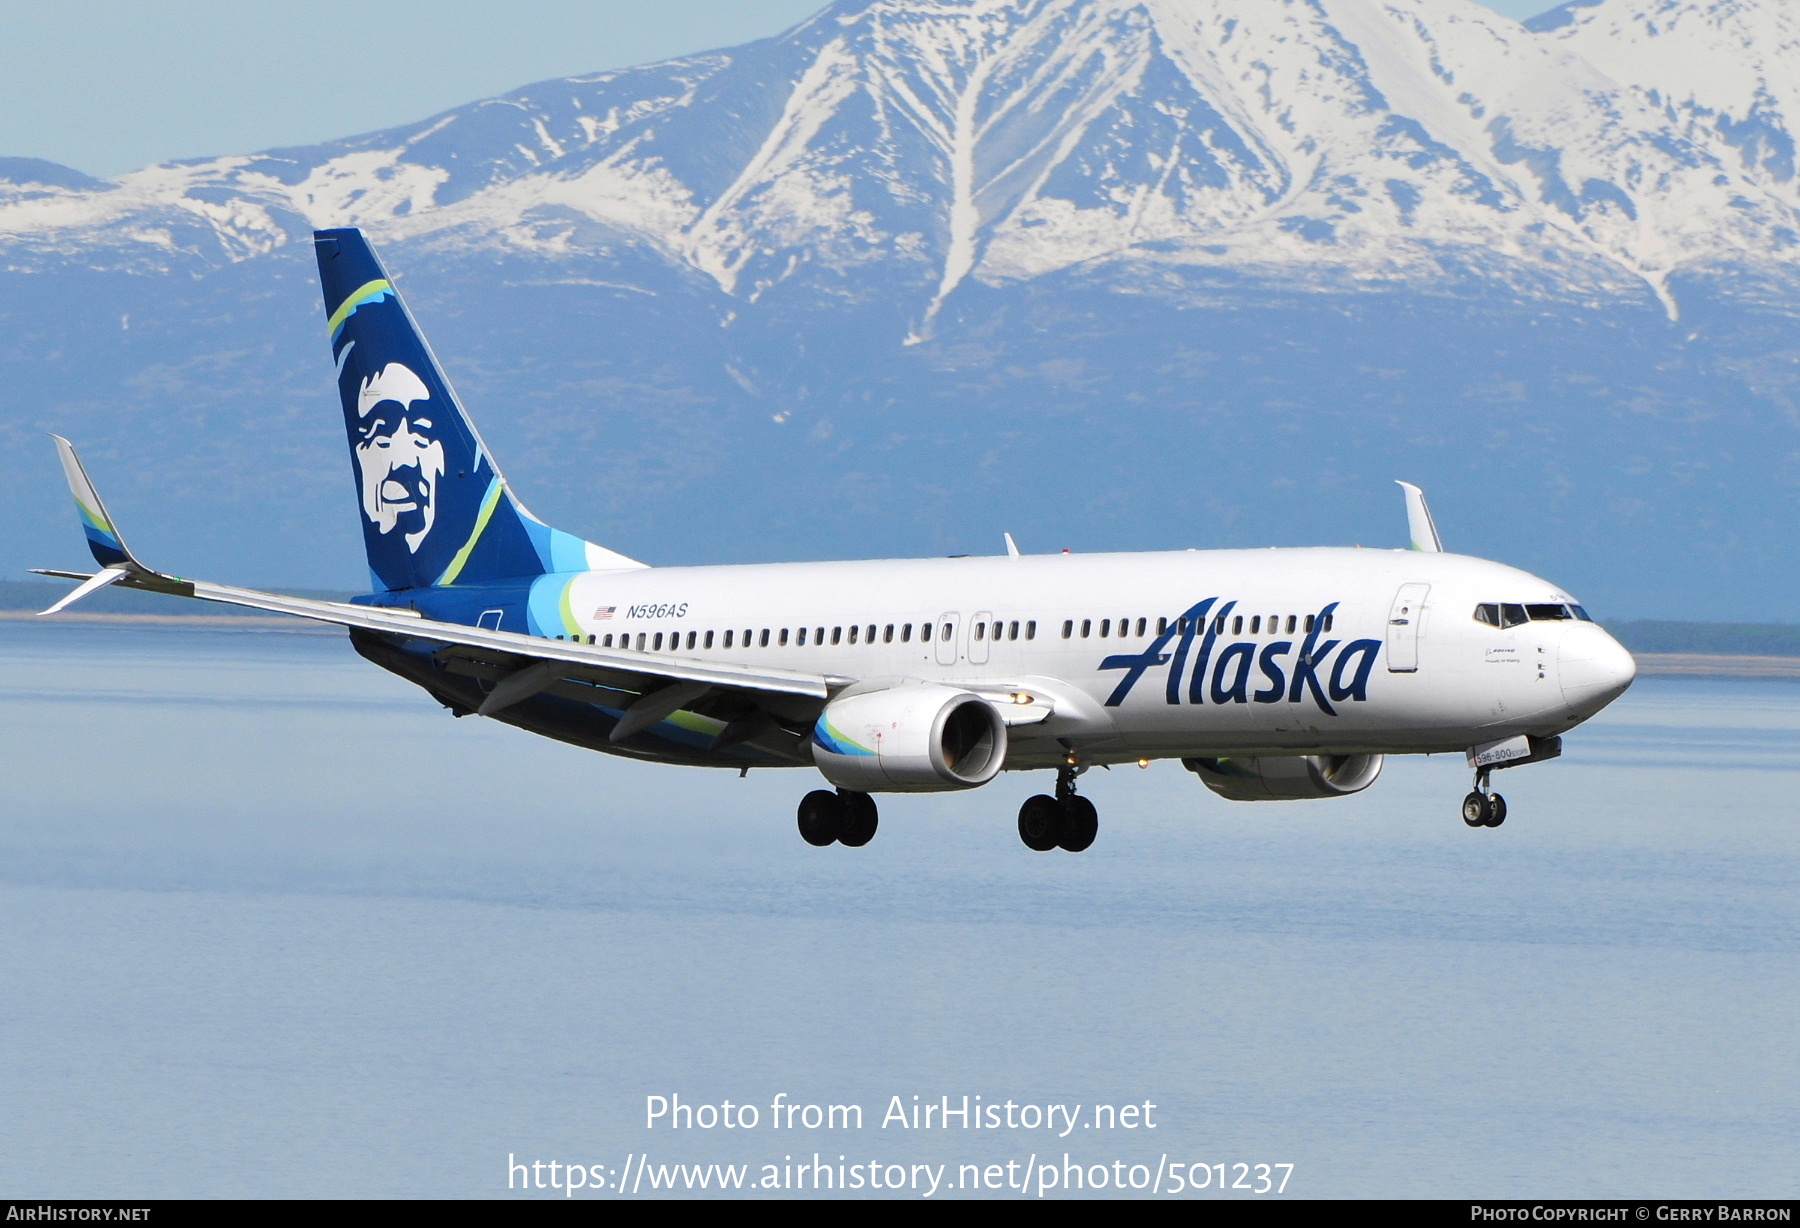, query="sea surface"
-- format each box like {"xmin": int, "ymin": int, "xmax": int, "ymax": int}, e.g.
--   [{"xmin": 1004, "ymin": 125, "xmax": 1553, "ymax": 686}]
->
[{"xmin": 0, "ymin": 620, "xmax": 1794, "ymax": 1199}]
